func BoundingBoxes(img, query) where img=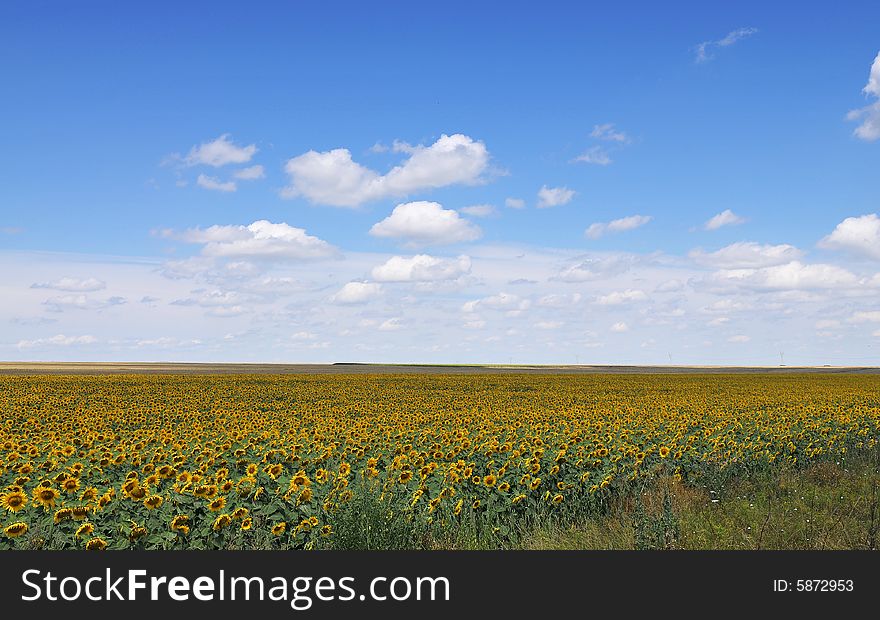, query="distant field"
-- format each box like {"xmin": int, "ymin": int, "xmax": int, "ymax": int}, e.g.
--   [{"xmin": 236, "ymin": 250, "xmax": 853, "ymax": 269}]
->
[{"xmin": 1, "ymin": 362, "xmax": 879, "ymax": 375}]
